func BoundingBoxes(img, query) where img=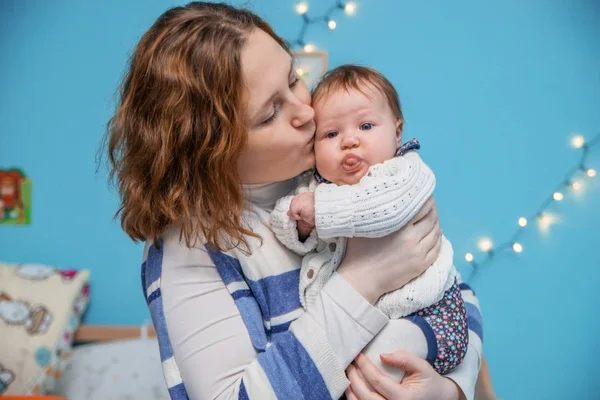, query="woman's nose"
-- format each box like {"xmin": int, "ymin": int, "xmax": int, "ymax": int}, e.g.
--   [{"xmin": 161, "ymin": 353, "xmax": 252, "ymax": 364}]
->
[{"xmin": 291, "ymin": 102, "xmax": 315, "ymax": 129}]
